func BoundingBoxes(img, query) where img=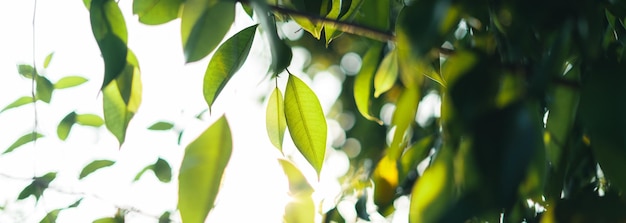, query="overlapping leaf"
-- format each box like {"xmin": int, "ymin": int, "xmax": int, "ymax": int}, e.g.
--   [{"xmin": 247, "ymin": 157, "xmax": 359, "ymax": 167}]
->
[
  {"xmin": 54, "ymin": 76, "xmax": 88, "ymax": 89},
  {"xmin": 134, "ymin": 157, "xmax": 172, "ymax": 183},
  {"xmin": 388, "ymin": 86, "xmax": 420, "ymax": 158},
  {"xmin": 266, "ymin": 87, "xmax": 287, "ymax": 151},
  {"xmin": 18, "ymin": 172, "xmax": 56, "ymax": 202},
  {"xmin": 90, "ymin": 0, "xmax": 129, "ymax": 89},
  {"xmin": 354, "ymin": 43, "xmax": 382, "ymax": 123},
  {"xmin": 181, "ymin": 0, "xmax": 235, "ymax": 63},
  {"xmin": 133, "ymin": 0, "xmax": 182, "ymax": 25},
  {"xmin": 250, "ymin": 0, "xmax": 292, "ymax": 74},
  {"xmin": 373, "ymin": 49, "xmax": 398, "ymax": 98}
]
